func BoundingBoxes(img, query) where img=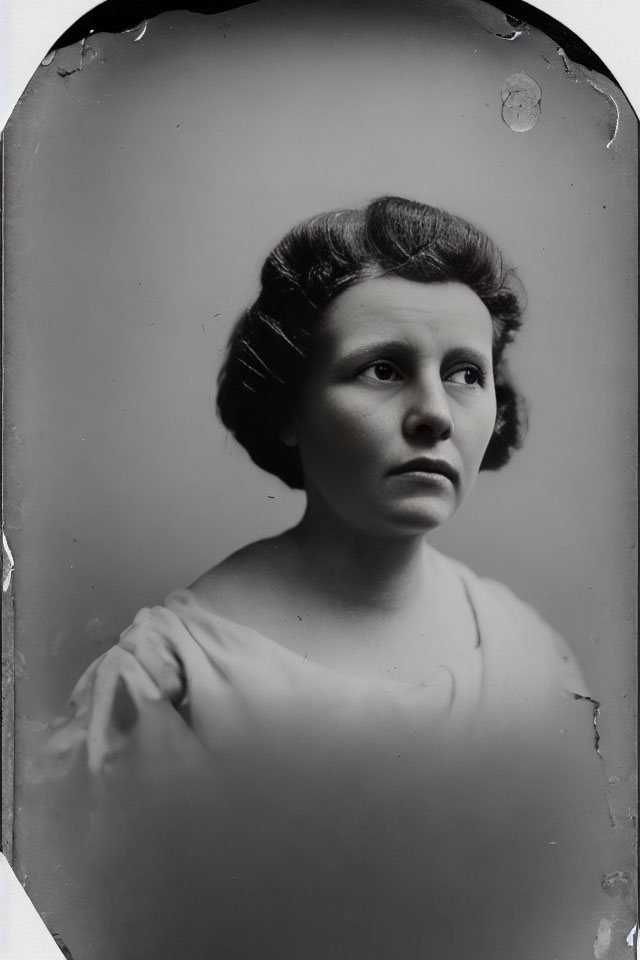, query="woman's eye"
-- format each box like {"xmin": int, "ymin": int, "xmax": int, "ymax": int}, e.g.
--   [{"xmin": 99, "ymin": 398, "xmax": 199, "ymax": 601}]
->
[
  {"xmin": 359, "ymin": 362, "xmax": 402, "ymax": 383},
  {"xmin": 447, "ymin": 366, "xmax": 483, "ymax": 386}
]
